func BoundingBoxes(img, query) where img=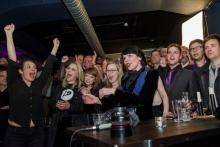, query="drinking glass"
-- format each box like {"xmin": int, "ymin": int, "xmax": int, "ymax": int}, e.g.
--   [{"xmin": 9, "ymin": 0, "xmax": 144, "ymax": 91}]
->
[
  {"xmin": 155, "ymin": 116, "xmax": 167, "ymax": 128},
  {"xmin": 92, "ymin": 113, "xmax": 104, "ymax": 125},
  {"xmin": 172, "ymin": 100, "xmax": 183, "ymax": 122}
]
